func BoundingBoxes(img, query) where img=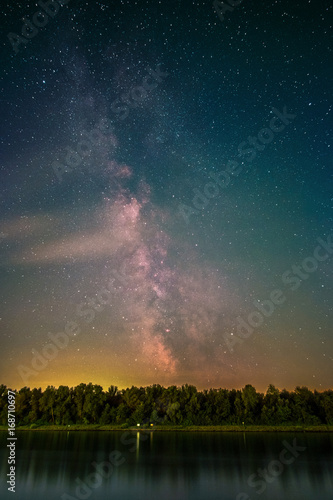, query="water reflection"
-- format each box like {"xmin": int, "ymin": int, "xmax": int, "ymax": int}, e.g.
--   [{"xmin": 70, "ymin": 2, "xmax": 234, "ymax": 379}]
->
[
  {"xmin": 0, "ymin": 431, "xmax": 332, "ymax": 499},
  {"xmin": 136, "ymin": 431, "xmax": 140, "ymax": 459}
]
